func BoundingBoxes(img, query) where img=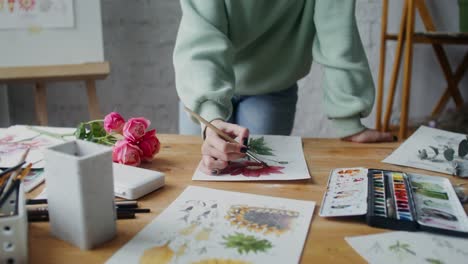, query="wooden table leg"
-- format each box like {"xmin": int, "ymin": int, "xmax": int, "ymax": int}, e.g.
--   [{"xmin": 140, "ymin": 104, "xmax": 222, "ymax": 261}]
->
[
  {"xmin": 86, "ymin": 79, "xmax": 102, "ymax": 120},
  {"xmin": 399, "ymin": 0, "xmax": 415, "ymax": 140},
  {"xmin": 34, "ymin": 82, "xmax": 48, "ymax": 126}
]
